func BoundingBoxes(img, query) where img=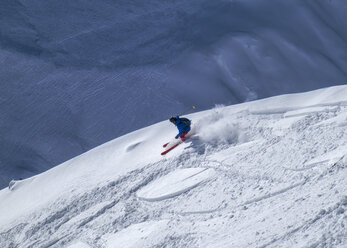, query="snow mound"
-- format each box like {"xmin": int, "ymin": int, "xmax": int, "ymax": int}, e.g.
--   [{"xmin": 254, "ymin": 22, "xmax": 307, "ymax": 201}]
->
[
  {"xmin": 137, "ymin": 168, "xmax": 215, "ymax": 201},
  {"xmin": 283, "ymin": 106, "xmax": 338, "ymax": 118},
  {"xmin": 103, "ymin": 220, "xmax": 168, "ymax": 248},
  {"xmin": 8, "ymin": 177, "xmax": 35, "ymax": 191}
]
